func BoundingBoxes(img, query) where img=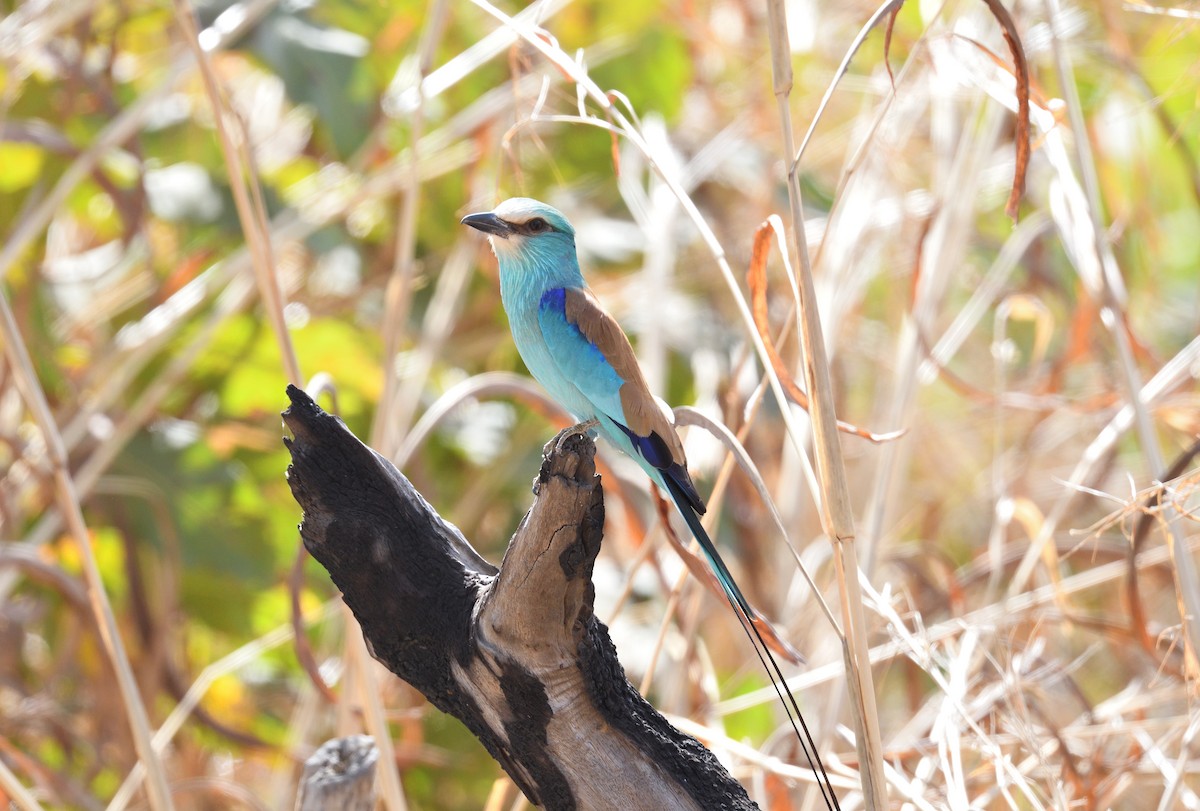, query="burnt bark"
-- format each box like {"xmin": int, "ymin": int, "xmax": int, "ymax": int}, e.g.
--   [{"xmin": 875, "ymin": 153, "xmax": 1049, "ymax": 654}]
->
[{"xmin": 282, "ymin": 385, "xmax": 756, "ymax": 811}]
